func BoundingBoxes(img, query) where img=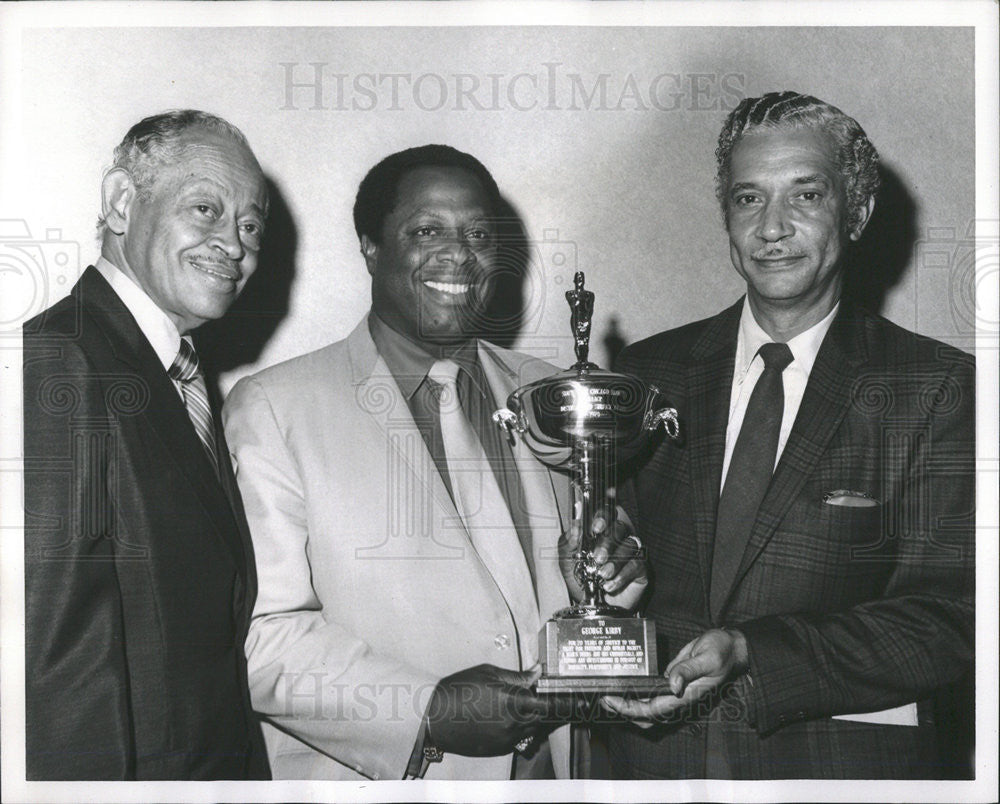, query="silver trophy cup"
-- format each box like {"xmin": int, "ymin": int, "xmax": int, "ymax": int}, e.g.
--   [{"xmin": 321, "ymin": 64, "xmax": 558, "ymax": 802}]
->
[{"xmin": 494, "ymin": 272, "xmax": 679, "ymax": 693}]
